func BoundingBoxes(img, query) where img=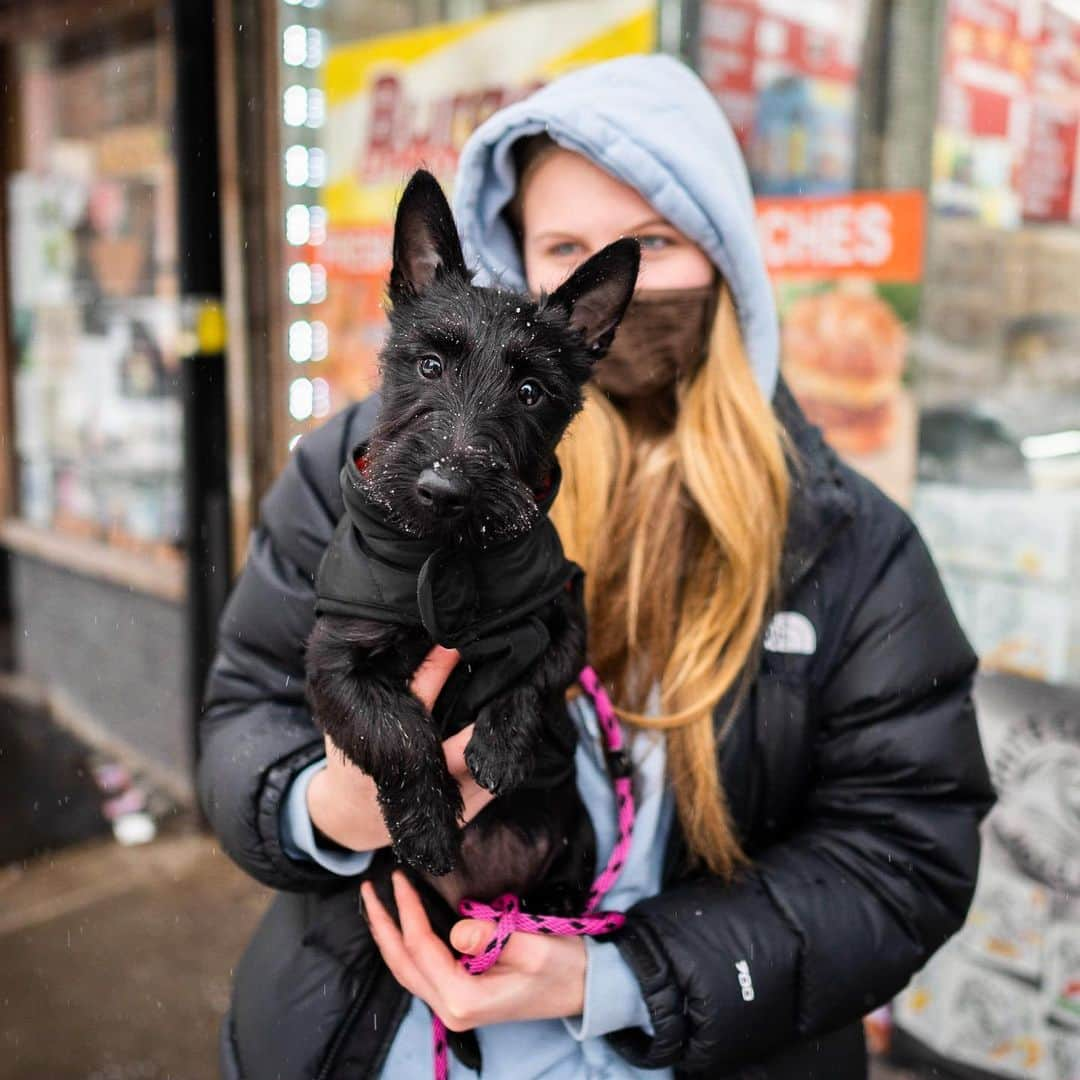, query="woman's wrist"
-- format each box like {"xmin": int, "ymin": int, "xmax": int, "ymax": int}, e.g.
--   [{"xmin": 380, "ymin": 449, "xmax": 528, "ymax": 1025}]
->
[{"xmin": 306, "ymin": 765, "xmax": 391, "ymax": 852}]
